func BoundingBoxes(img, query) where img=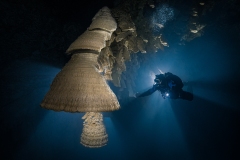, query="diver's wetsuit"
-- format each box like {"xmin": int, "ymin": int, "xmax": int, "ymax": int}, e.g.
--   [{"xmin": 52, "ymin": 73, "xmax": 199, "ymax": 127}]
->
[{"xmin": 137, "ymin": 72, "xmax": 193, "ymax": 101}]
